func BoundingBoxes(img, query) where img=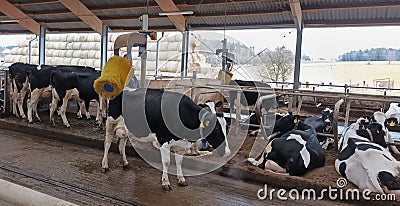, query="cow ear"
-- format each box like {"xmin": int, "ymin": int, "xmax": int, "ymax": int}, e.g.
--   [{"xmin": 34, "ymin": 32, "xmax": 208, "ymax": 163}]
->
[{"xmin": 293, "ymin": 115, "xmax": 299, "ymax": 124}]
